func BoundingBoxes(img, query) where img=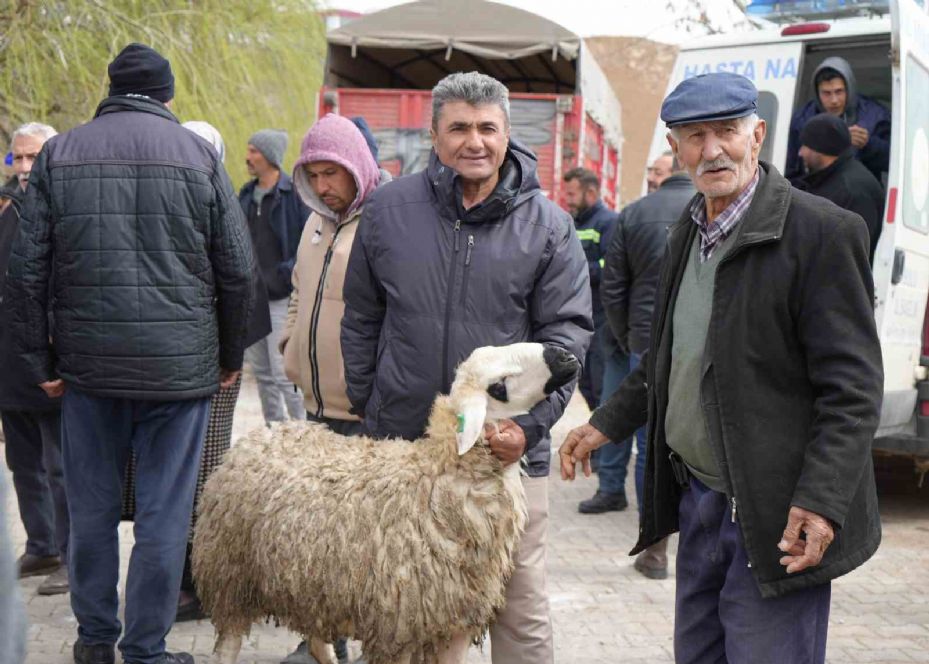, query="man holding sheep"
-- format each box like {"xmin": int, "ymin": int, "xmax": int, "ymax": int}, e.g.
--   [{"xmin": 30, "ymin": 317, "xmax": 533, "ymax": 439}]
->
[
  {"xmin": 560, "ymin": 72, "xmax": 883, "ymax": 663},
  {"xmin": 342, "ymin": 71, "xmax": 593, "ymax": 663}
]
